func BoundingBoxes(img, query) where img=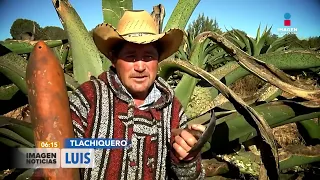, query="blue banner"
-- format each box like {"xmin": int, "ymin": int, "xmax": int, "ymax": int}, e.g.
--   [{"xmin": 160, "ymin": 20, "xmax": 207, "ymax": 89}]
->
[{"xmin": 64, "ymin": 138, "xmax": 130, "ymax": 149}]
